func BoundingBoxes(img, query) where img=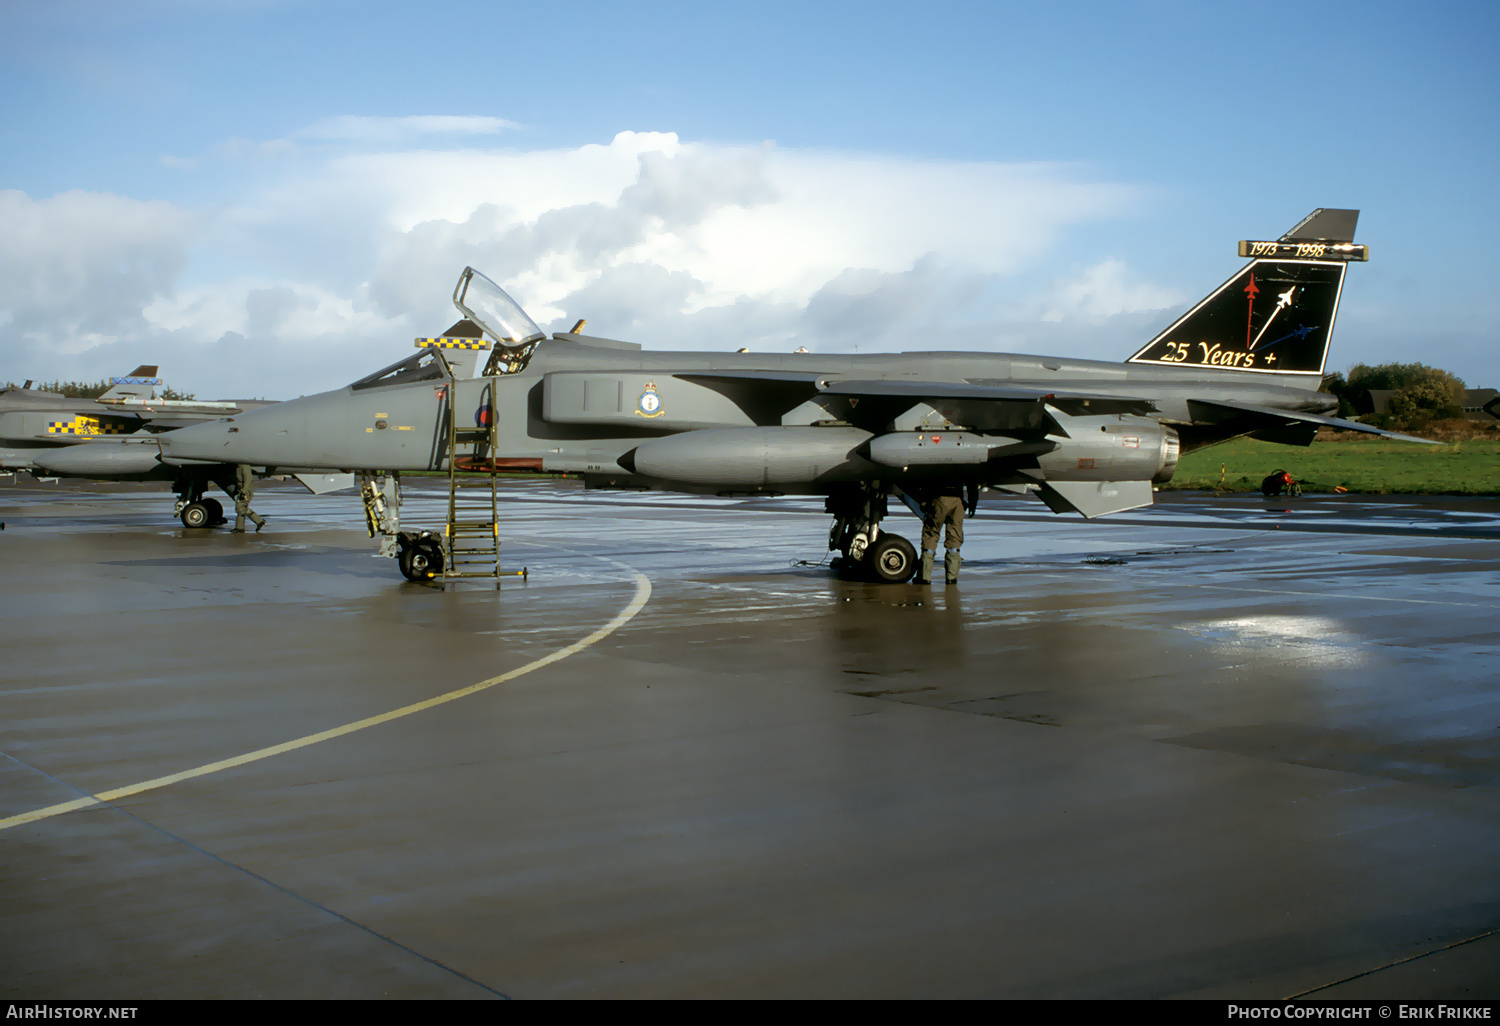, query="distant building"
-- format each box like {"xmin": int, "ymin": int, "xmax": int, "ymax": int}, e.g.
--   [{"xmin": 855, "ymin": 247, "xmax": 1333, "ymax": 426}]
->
[
  {"xmin": 1366, "ymin": 388, "xmax": 1498, "ymax": 421},
  {"xmin": 1465, "ymin": 388, "xmax": 1499, "ymax": 420}
]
